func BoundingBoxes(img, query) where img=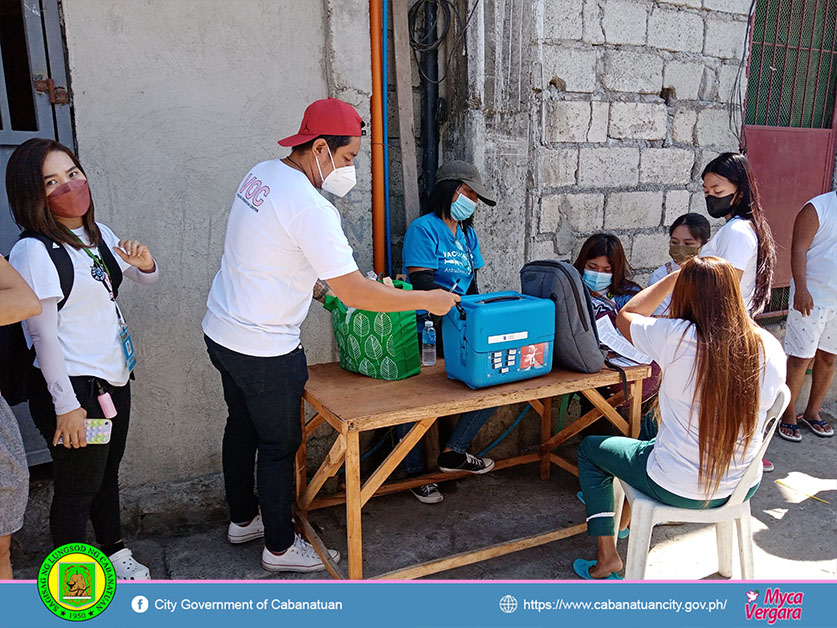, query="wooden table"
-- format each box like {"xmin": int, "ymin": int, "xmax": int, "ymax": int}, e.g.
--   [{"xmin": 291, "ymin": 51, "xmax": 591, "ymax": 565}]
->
[{"xmin": 294, "ymin": 360, "xmax": 650, "ymax": 579}]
